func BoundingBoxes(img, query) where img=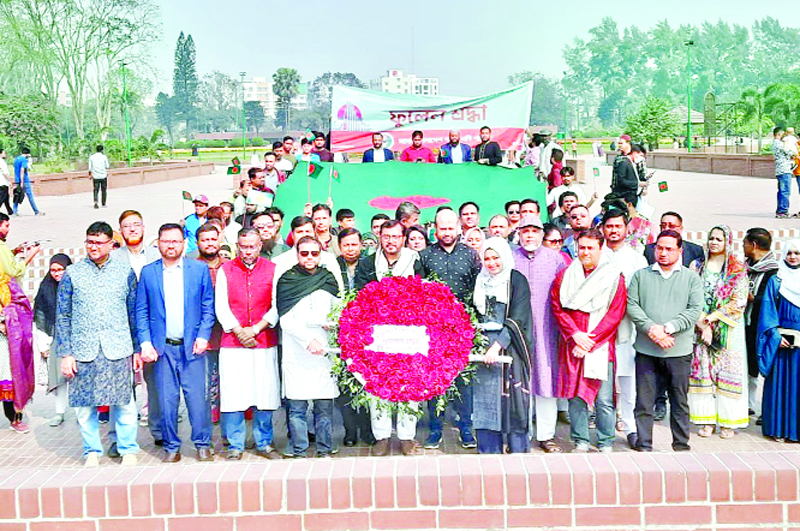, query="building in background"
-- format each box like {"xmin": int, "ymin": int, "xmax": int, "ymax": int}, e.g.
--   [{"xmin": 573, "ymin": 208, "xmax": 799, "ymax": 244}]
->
[
  {"xmin": 242, "ymin": 77, "xmax": 308, "ymax": 118},
  {"xmin": 370, "ymin": 70, "xmax": 439, "ymax": 96}
]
